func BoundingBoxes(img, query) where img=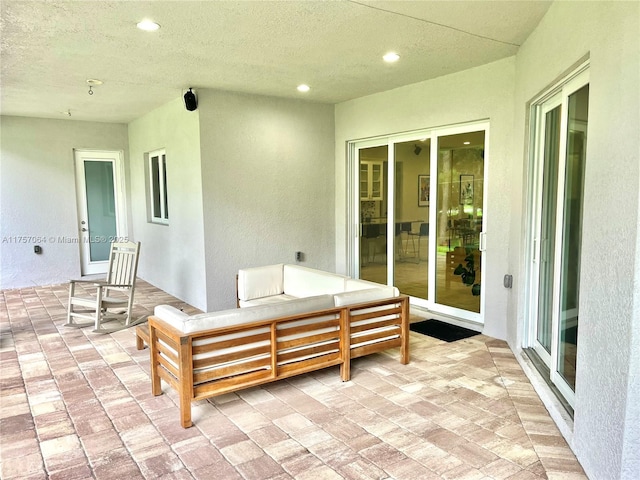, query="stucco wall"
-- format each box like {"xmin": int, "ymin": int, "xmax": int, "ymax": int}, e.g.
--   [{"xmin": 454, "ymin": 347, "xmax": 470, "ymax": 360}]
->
[
  {"xmin": 512, "ymin": 2, "xmax": 640, "ymax": 478},
  {"xmin": 128, "ymin": 98, "xmax": 207, "ymax": 310},
  {"xmin": 197, "ymin": 90, "xmax": 336, "ymax": 311},
  {"xmin": 0, "ymin": 116, "xmax": 128, "ymax": 289},
  {"xmin": 334, "ymin": 56, "xmax": 516, "ymax": 340}
]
